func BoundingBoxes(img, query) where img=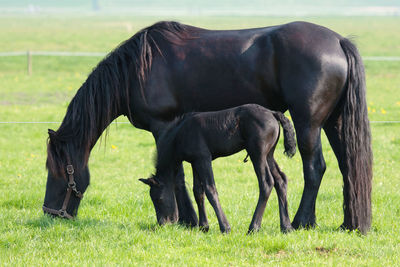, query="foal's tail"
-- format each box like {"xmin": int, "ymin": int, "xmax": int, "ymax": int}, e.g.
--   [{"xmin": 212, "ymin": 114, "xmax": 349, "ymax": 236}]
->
[
  {"xmin": 339, "ymin": 38, "xmax": 372, "ymax": 234},
  {"xmin": 272, "ymin": 112, "xmax": 296, "ymax": 158}
]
